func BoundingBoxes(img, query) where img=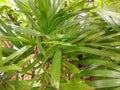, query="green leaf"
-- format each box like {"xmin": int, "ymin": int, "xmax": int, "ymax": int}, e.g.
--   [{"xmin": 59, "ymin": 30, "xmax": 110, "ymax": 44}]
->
[
  {"xmin": 78, "ymin": 46, "xmax": 120, "ymax": 60},
  {"xmin": 102, "ymin": 9, "xmax": 120, "ymax": 19},
  {"xmin": 2, "ymin": 47, "xmax": 16, "ymax": 57},
  {"xmin": 22, "ymin": 54, "xmax": 43, "ymax": 74},
  {"xmin": 87, "ymin": 79, "xmax": 120, "ymax": 88},
  {"xmin": 17, "ymin": 54, "xmax": 34, "ymax": 67},
  {"xmin": 79, "ymin": 59, "xmax": 120, "ymax": 71},
  {"xmin": 0, "ymin": 19, "xmax": 22, "ymax": 48},
  {"xmin": 38, "ymin": 43, "xmax": 46, "ymax": 57},
  {"xmin": 50, "ymin": 18, "xmax": 81, "ymax": 34},
  {"xmin": 113, "ymin": 87, "xmax": 120, "ymax": 90},
  {"xmin": 71, "ymin": 30, "xmax": 94, "ymax": 43},
  {"xmin": 0, "ymin": 65, "xmax": 21, "ymax": 71},
  {"xmin": 14, "ymin": 0, "xmax": 39, "ymax": 28},
  {"xmin": 63, "ymin": 61, "xmax": 80, "ymax": 73},
  {"xmin": 28, "ymin": 0, "xmax": 40, "ymax": 22},
  {"xmin": 64, "ymin": 46, "xmax": 120, "ymax": 60},
  {"xmin": 0, "ymin": 36, "xmax": 31, "ymax": 43},
  {"xmin": 0, "ymin": 19, "xmax": 15, "ymax": 36},
  {"xmin": 81, "ymin": 30, "xmax": 105, "ymax": 42},
  {"xmin": 3, "ymin": 45, "xmax": 31, "ymax": 64},
  {"xmin": 41, "ymin": 41, "xmax": 73, "ymax": 46},
  {"xmin": 12, "ymin": 27, "xmax": 43, "ymax": 36},
  {"xmin": 0, "ymin": 81, "xmax": 15, "ymax": 90},
  {"xmin": 10, "ymin": 80, "xmax": 40, "ymax": 89},
  {"xmin": 0, "ymin": 27, "xmax": 7, "ymax": 35},
  {"xmin": 0, "ymin": 40, "xmax": 2, "ymax": 66},
  {"xmin": 78, "ymin": 69, "xmax": 120, "ymax": 78},
  {"xmin": 98, "ymin": 11, "xmax": 116, "ymax": 26},
  {"xmin": 49, "ymin": 49, "xmax": 62, "ymax": 89},
  {"xmin": 60, "ymin": 80, "xmax": 94, "ymax": 90}
]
